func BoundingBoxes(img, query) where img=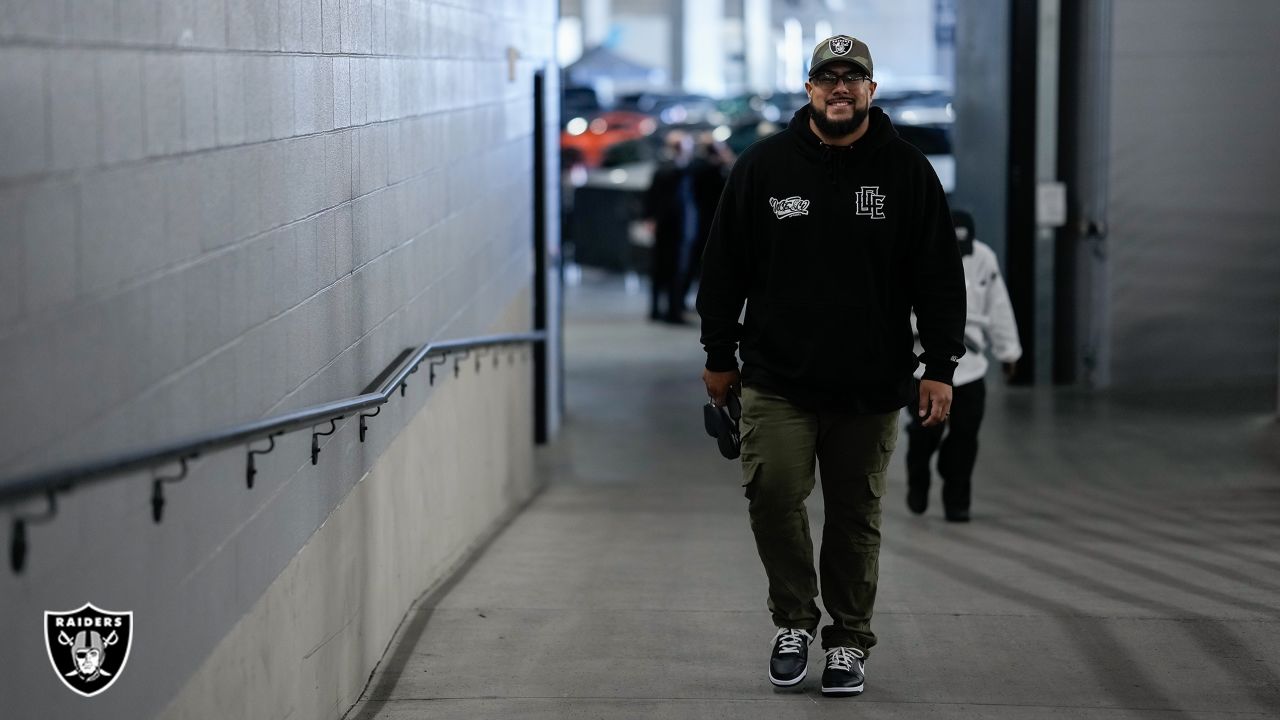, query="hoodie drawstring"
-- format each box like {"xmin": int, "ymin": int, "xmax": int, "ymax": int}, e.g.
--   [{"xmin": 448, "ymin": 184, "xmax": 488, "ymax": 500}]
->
[{"xmin": 821, "ymin": 142, "xmax": 840, "ymax": 186}]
